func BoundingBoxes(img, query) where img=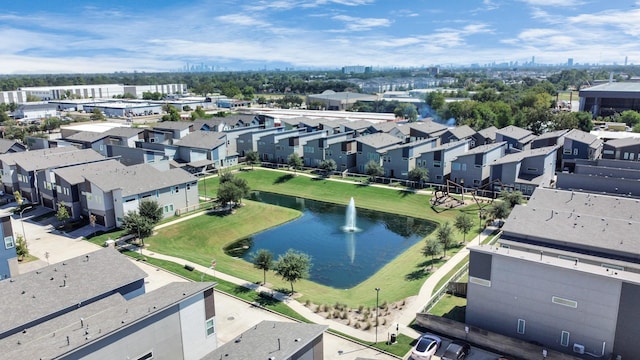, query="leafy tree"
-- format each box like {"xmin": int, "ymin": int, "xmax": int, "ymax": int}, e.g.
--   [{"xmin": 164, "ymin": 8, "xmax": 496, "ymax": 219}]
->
[
  {"xmin": 241, "ymin": 86, "xmax": 255, "ymax": 101},
  {"xmin": 425, "ymin": 91, "xmax": 446, "ymax": 111},
  {"xmin": 454, "ymin": 212, "xmax": 474, "ymax": 243},
  {"xmin": 56, "ymin": 202, "xmax": 70, "ymax": 225},
  {"xmin": 619, "ymin": 110, "xmax": 640, "ymax": 127},
  {"xmin": 307, "ymin": 100, "xmax": 325, "ymax": 110},
  {"xmin": 498, "ymin": 190, "xmax": 523, "ymax": 209},
  {"xmin": 436, "ymin": 221, "xmax": 454, "ymax": 258},
  {"xmin": 364, "ymin": 160, "xmax": 384, "ymax": 181},
  {"xmin": 287, "ymin": 153, "xmax": 303, "ymax": 174},
  {"xmin": 257, "ymin": 96, "xmax": 268, "ymax": 105},
  {"xmin": 122, "ymin": 211, "xmax": 154, "ymax": 247},
  {"xmin": 252, "ymin": 249, "xmax": 274, "ymax": 285},
  {"xmin": 90, "ymin": 108, "xmax": 105, "ymax": 121},
  {"xmin": 15, "ymin": 234, "xmax": 28, "ymax": 259},
  {"xmin": 408, "ymin": 167, "xmax": 429, "ymax": 187},
  {"xmin": 274, "ymin": 249, "xmax": 312, "ymax": 294},
  {"xmin": 422, "ymin": 237, "xmax": 442, "ymax": 270},
  {"xmin": 217, "ymin": 181, "xmax": 243, "ymax": 208},
  {"xmin": 138, "ymin": 200, "xmax": 163, "ymax": 224},
  {"xmin": 13, "ymin": 191, "xmax": 23, "ymax": 206},
  {"xmin": 393, "ymin": 103, "xmax": 418, "ymax": 121},
  {"xmin": 245, "ymin": 150, "xmax": 260, "ymax": 169},
  {"xmin": 219, "ymin": 170, "xmax": 235, "ymax": 184},
  {"xmin": 162, "ymin": 105, "xmax": 181, "ymax": 122},
  {"xmin": 318, "ymin": 159, "xmax": 337, "ymax": 176},
  {"xmin": 190, "ymin": 106, "xmax": 207, "ymax": 120},
  {"xmin": 633, "ymin": 123, "xmax": 640, "ymax": 133},
  {"xmin": 488, "ymin": 201, "xmax": 511, "ymax": 226},
  {"xmin": 575, "ymin": 111, "xmax": 594, "ymax": 132}
]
